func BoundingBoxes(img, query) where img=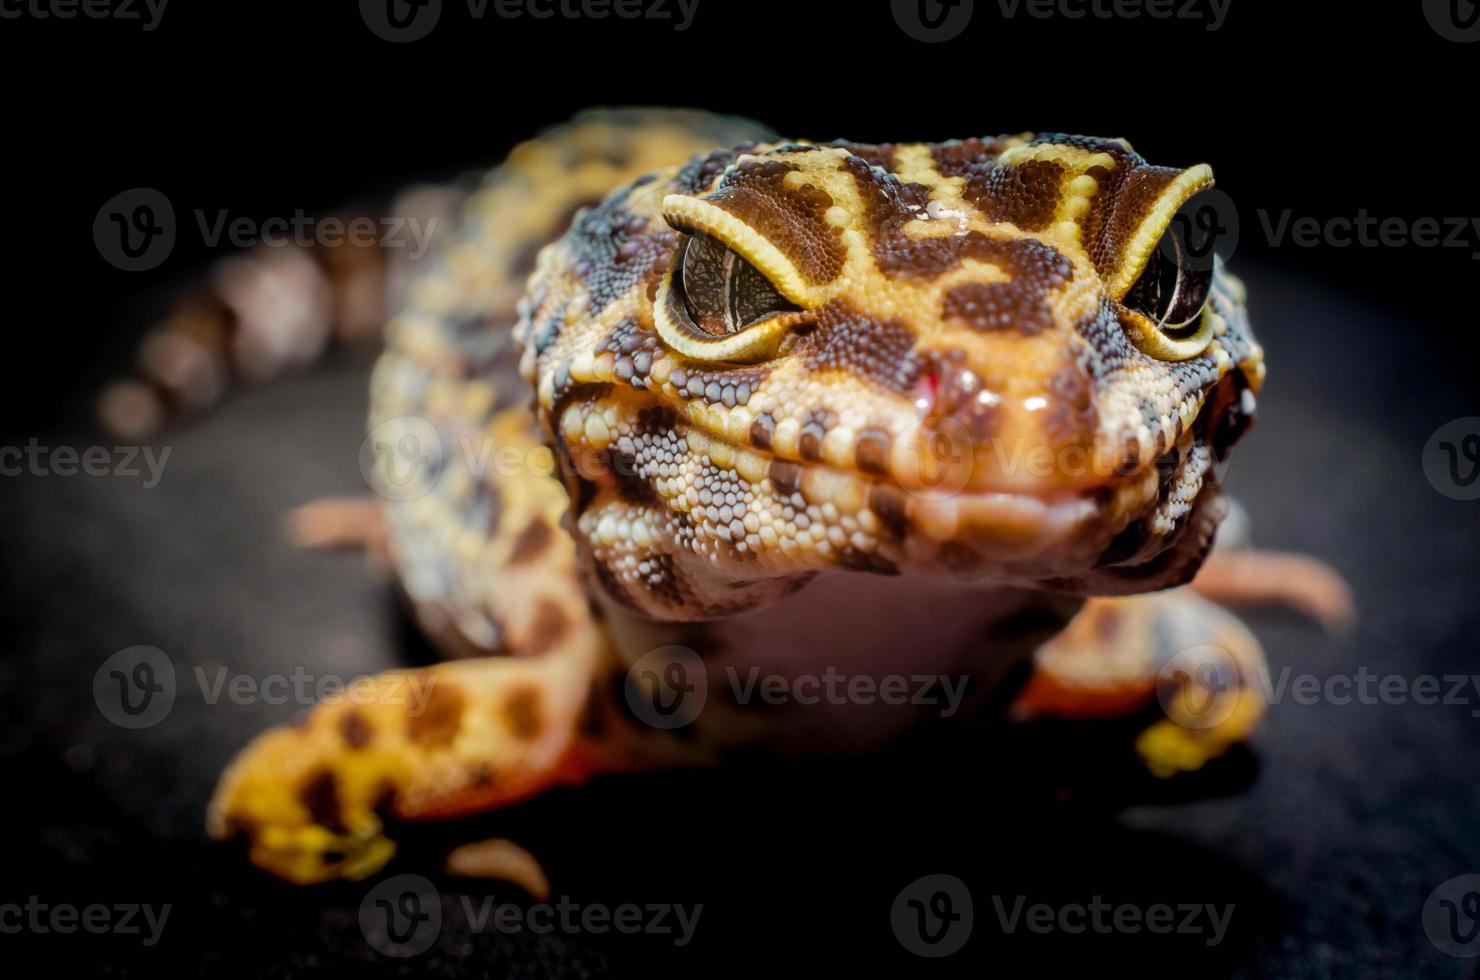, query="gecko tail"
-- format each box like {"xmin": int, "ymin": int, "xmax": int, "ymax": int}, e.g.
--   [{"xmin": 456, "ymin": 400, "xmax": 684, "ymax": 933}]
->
[
  {"xmin": 96, "ymin": 108, "xmax": 777, "ymax": 441},
  {"xmin": 94, "ymin": 184, "xmax": 465, "ymax": 441}
]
